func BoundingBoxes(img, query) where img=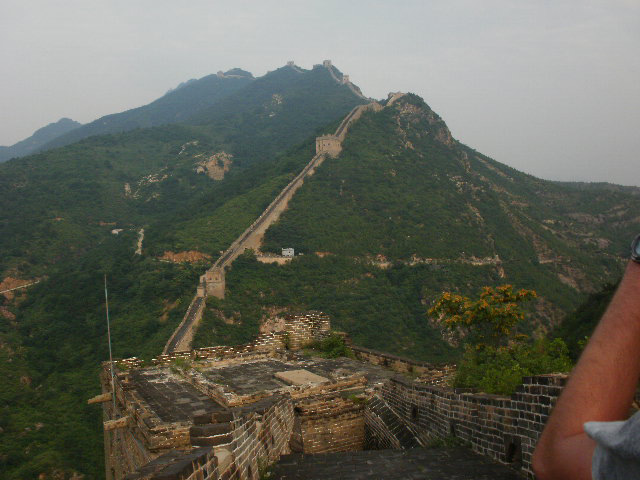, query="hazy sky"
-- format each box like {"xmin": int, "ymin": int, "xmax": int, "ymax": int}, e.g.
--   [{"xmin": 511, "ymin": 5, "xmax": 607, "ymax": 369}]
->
[{"xmin": 1, "ymin": 0, "xmax": 638, "ymax": 186}]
